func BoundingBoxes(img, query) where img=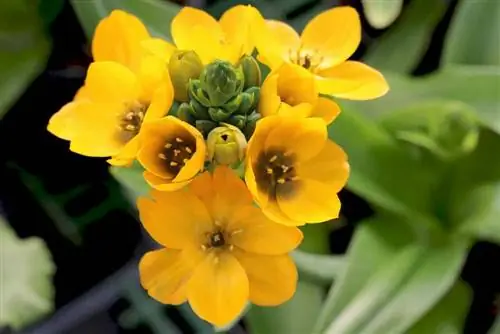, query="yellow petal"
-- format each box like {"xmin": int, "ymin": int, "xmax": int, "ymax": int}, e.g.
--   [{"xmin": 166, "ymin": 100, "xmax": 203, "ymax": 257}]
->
[
  {"xmin": 68, "ymin": 102, "xmax": 125, "ymax": 157},
  {"xmin": 297, "ymin": 140, "xmax": 349, "ymax": 191},
  {"xmin": 258, "ymin": 72, "xmax": 281, "ymax": 117},
  {"xmin": 317, "ymin": 61, "xmax": 389, "ymax": 99},
  {"xmin": 310, "ymin": 96, "xmax": 341, "ymax": 124},
  {"xmin": 139, "ymin": 248, "xmax": 193, "ymax": 305},
  {"xmin": 143, "ymin": 82, "xmax": 174, "ymax": 122},
  {"xmin": 173, "ymin": 124, "xmax": 205, "ymax": 183},
  {"xmin": 276, "ymin": 63, "xmax": 317, "ymax": 105},
  {"xmin": 171, "ymin": 7, "xmax": 223, "ymax": 64},
  {"xmin": 264, "ymin": 116, "xmax": 327, "ymax": 162},
  {"xmin": 141, "ymin": 38, "xmax": 176, "ymax": 62},
  {"xmin": 187, "ymin": 252, "xmax": 249, "ymax": 327},
  {"xmin": 233, "ymin": 249, "xmax": 297, "ymax": 306},
  {"xmin": 107, "ymin": 136, "xmax": 140, "ymax": 166},
  {"xmin": 219, "ymin": 5, "xmax": 262, "ymax": 56},
  {"xmin": 47, "ymin": 102, "xmax": 81, "ymax": 141},
  {"xmin": 137, "ymin": 188, "xmax": 213, "ymax": 249},
  {"xmin": 262, "ymin": 200, "xmax": 304, "ymax": 226},
  {"xmin": 278, "ymin": 179, "xmax": 342, "ymax": 223},
  {"xmin": 244, "ymin": 156, "xmax": 270, "ymax": 208},
  {"xmin": 213, "ymin": 165, "xmax": 253, "ymax": 208},
  {"xmin": 254, "ymin": 20, "xmax": 301, "ymax": 69},
  {"xmin": 92, "ymin": 10, "xmax": 149, "ymax": 71},
  {"xmin": 246, "ymin": 116, "xmax": 283, "ymax": 159},
  {"xmin": 84, "ymin": 61, "xmax": 140, "ymax": 103},
  {"xmin": 229, "ymin": 206, "xmax": 303, "ymax": 254},
  {"xmin": 189, "ymin": 171, "xmax": 217, "ymax": 217},
  {"xmin": 300, "ymin": 7, "xmax": 361, "ymax": 68},
  {"xmin": 278, "ymin": 103, "xmax": 314, "ymax": 118},
  {"xmin": 143, "ymin": 171, "xmax": 189, "ymax": 191},
  {"xmin": 138, "ymin": 54, "xmax": 171, "ymax": 103}
]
